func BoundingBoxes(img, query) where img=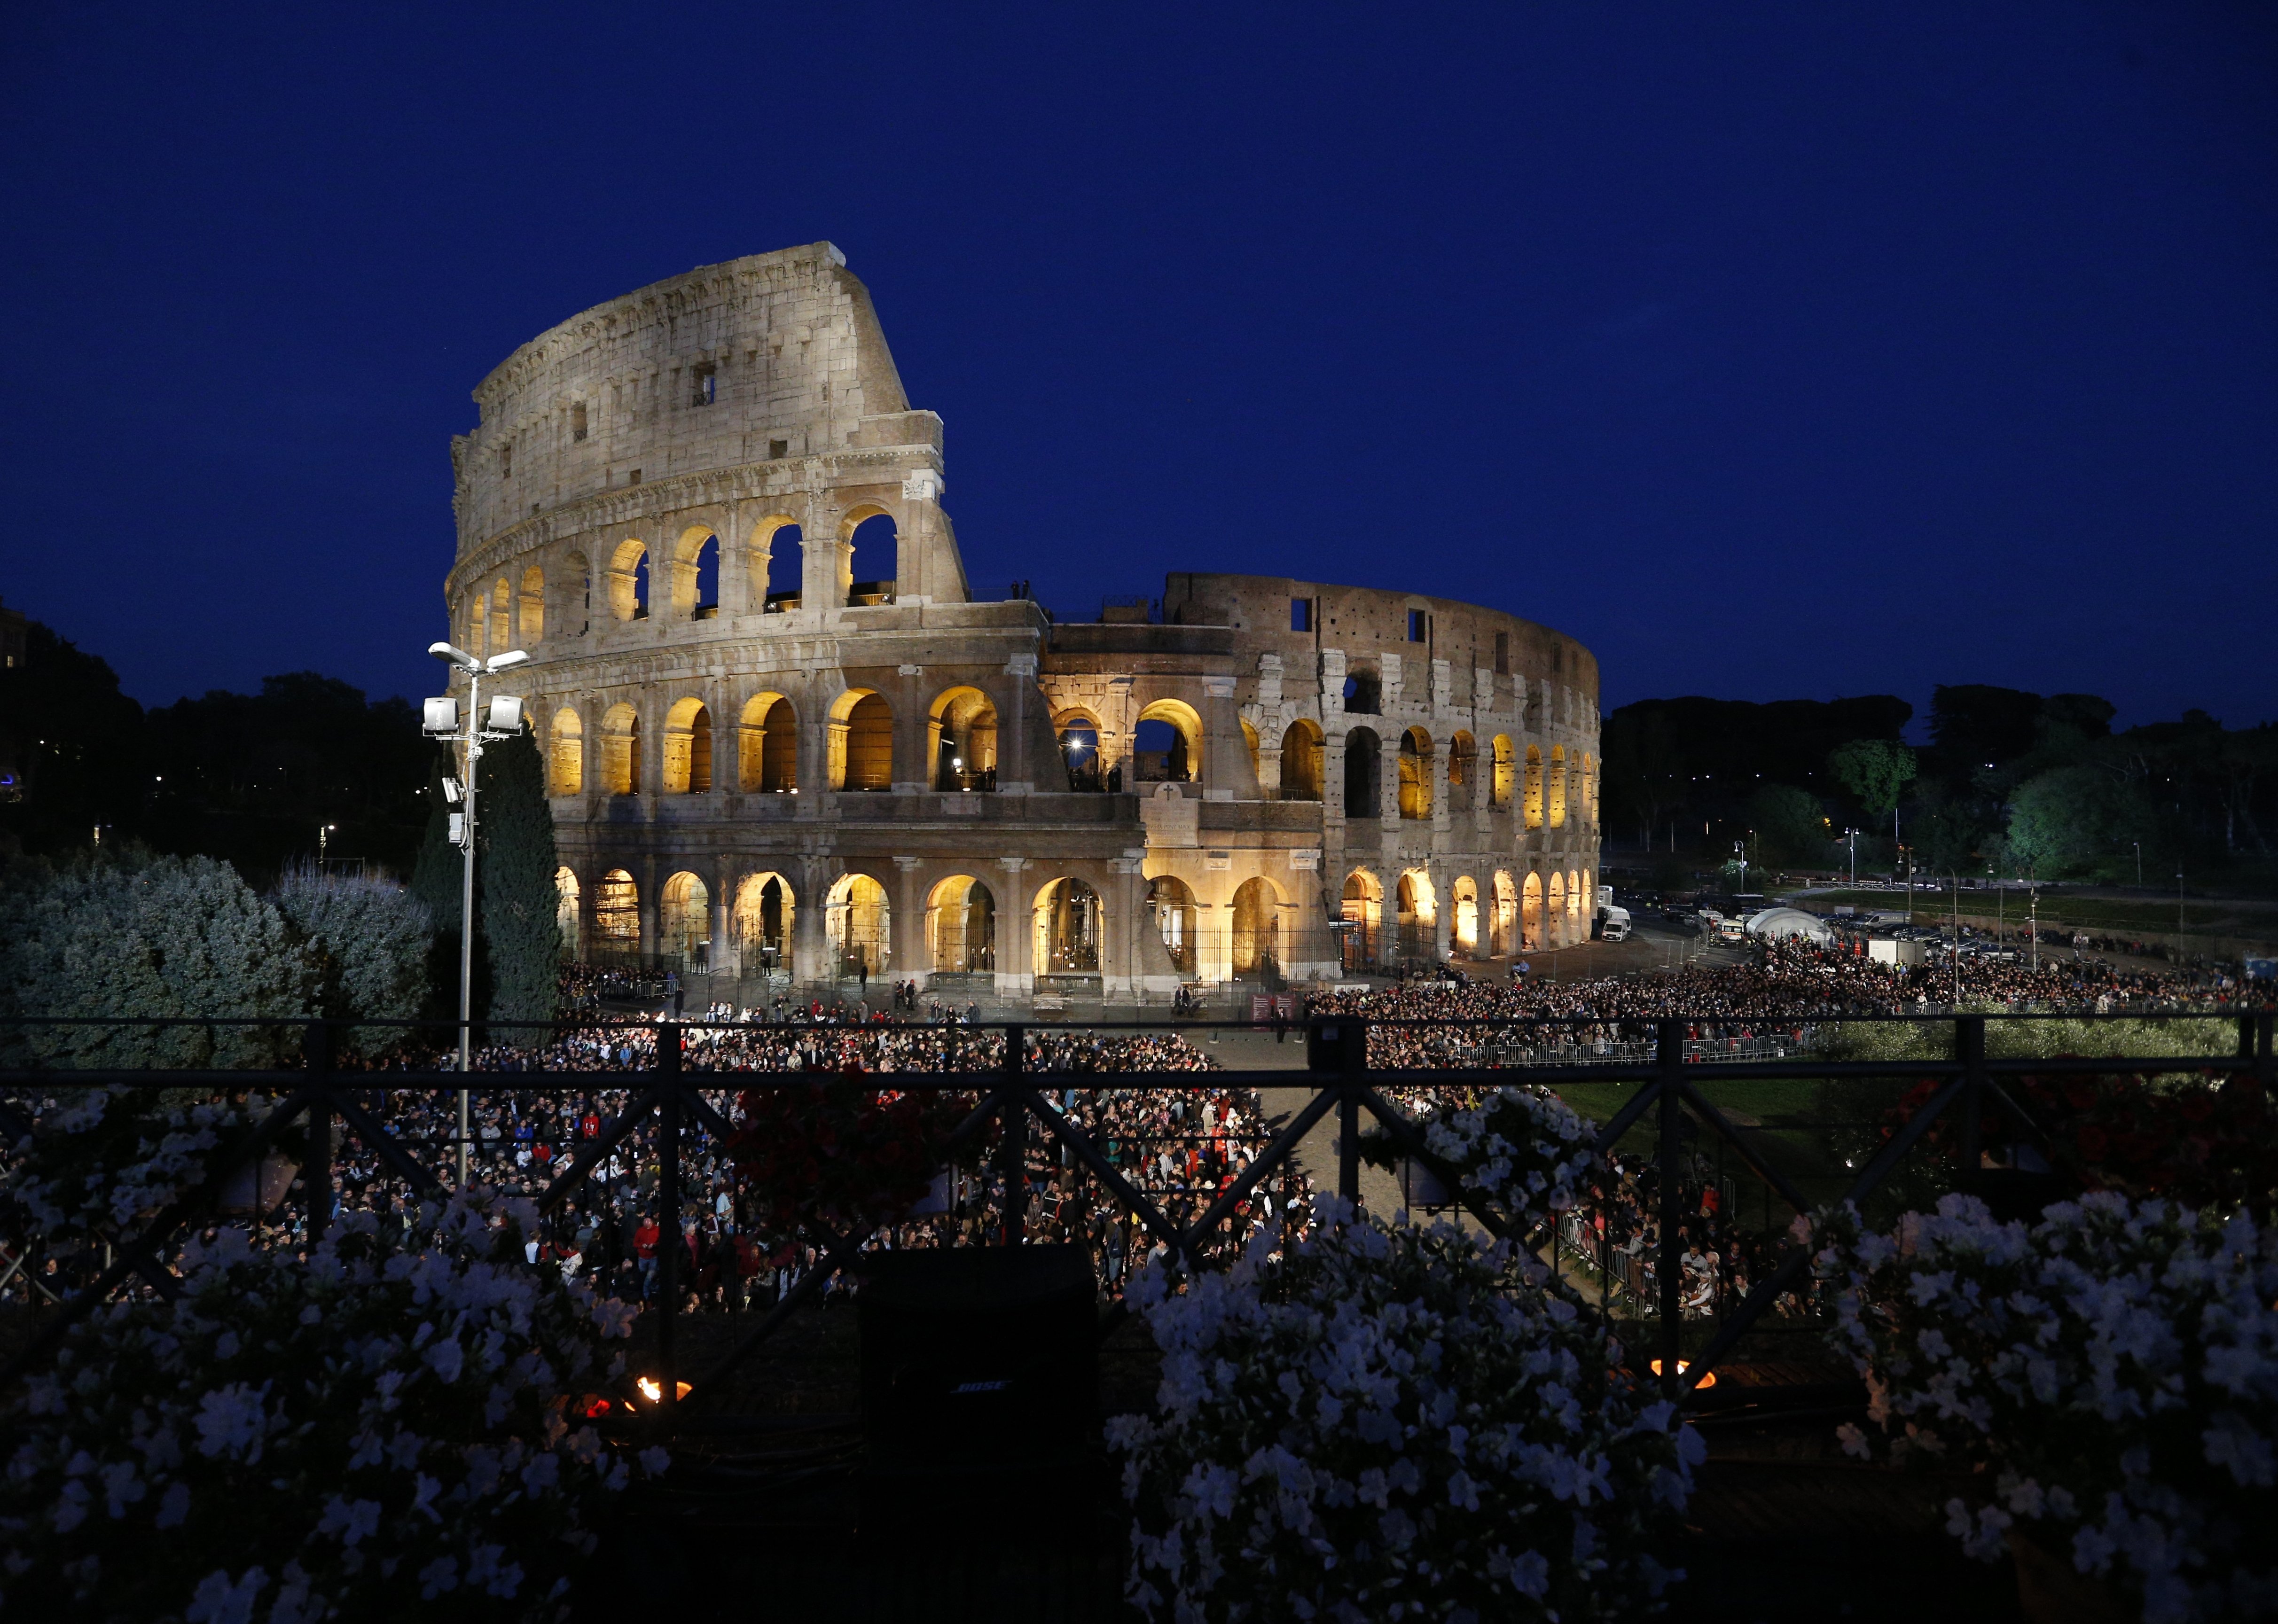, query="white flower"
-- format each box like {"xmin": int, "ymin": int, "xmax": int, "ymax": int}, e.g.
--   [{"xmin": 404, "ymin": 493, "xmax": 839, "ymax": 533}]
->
[
  {"xmin": 192, "ymin": 1384, "xmax": 270, "ymax": 1462},
  {"xmin": 184, "ymin": 1566, "xmax": 267, "ymax": 1624}
]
